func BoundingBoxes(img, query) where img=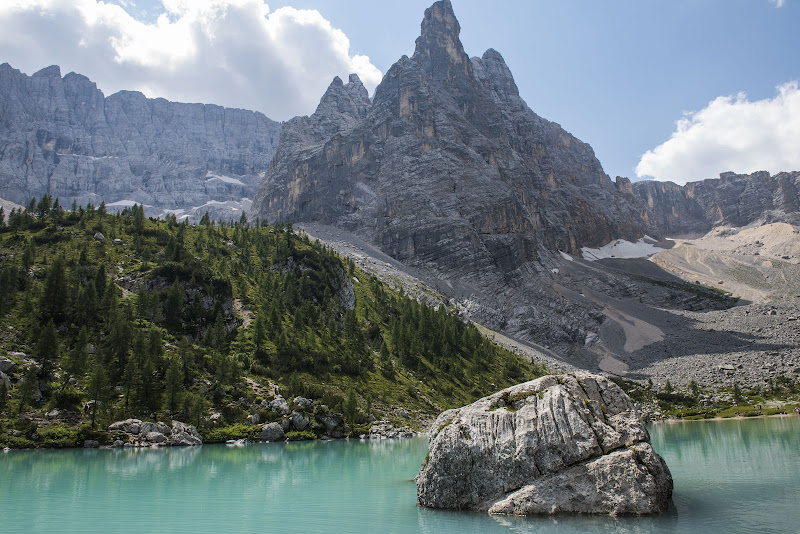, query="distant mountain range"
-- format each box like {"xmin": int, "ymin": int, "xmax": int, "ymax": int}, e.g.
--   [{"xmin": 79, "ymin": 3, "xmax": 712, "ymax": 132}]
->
[{"xmin": 0, "ymin": 63, "xmax": 281, "ymax": 220}]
